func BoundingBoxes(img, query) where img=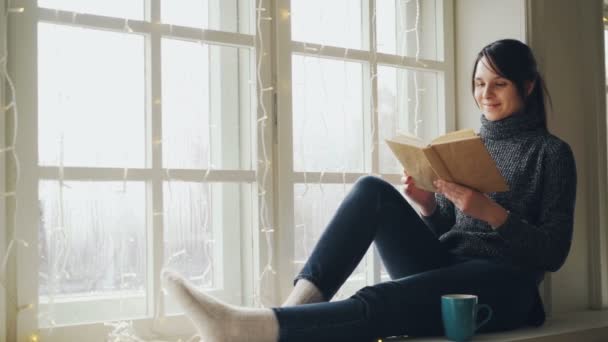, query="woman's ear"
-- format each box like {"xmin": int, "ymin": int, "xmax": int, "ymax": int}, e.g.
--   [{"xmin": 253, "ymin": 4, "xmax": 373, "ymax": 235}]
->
[{"xmin": 525, "ymin": 80, "xmax": 535, "ymax": 96}]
